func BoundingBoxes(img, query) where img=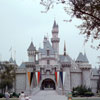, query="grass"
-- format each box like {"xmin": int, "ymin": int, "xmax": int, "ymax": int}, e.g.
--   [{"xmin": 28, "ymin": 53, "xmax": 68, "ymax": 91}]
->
[{"xmin": 0, "ymin": 98, "xmax": 18, "ymax": 100}]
